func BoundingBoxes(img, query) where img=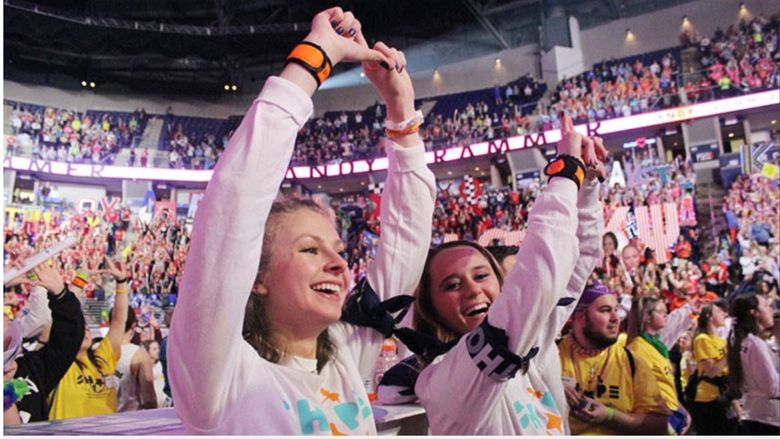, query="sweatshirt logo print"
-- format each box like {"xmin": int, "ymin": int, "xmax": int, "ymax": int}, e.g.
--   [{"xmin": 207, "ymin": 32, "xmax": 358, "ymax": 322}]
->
[
  {"xmin": 513, "ymin": 388, "xmax": 563, "ymax": 435},
  {"xmin": 284, "ymin": 388, "xmax": 372, "ymax": 435}
]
